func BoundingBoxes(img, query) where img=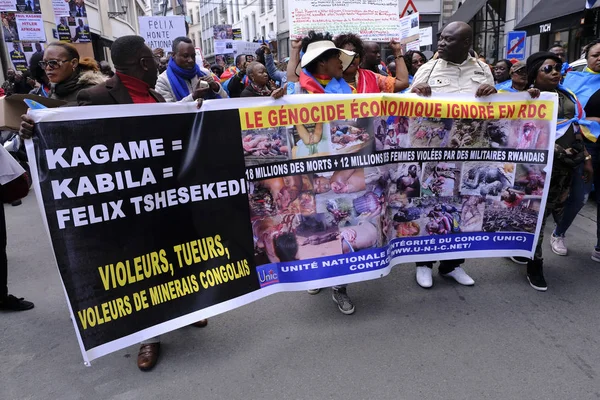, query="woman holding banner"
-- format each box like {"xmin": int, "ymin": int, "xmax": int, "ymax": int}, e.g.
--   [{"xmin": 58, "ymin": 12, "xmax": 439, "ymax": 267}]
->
[
  {"xmin": 524, "ymin": 51, "xmax": 595, "ymax": 291},
  {"xmin": 551, "ymin": 40, "xmax": 600, "ymax": 261},
  {"xmin": 333, "ymin": 33, "xmax": 409, "ymax": 93},
  {"xmin": 285, "ymin": 31, "xmax": 358, "ymax": 315},
  {"xmin": 286, "ymin": 31, "xmax": 356, "ymax": 95}
]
